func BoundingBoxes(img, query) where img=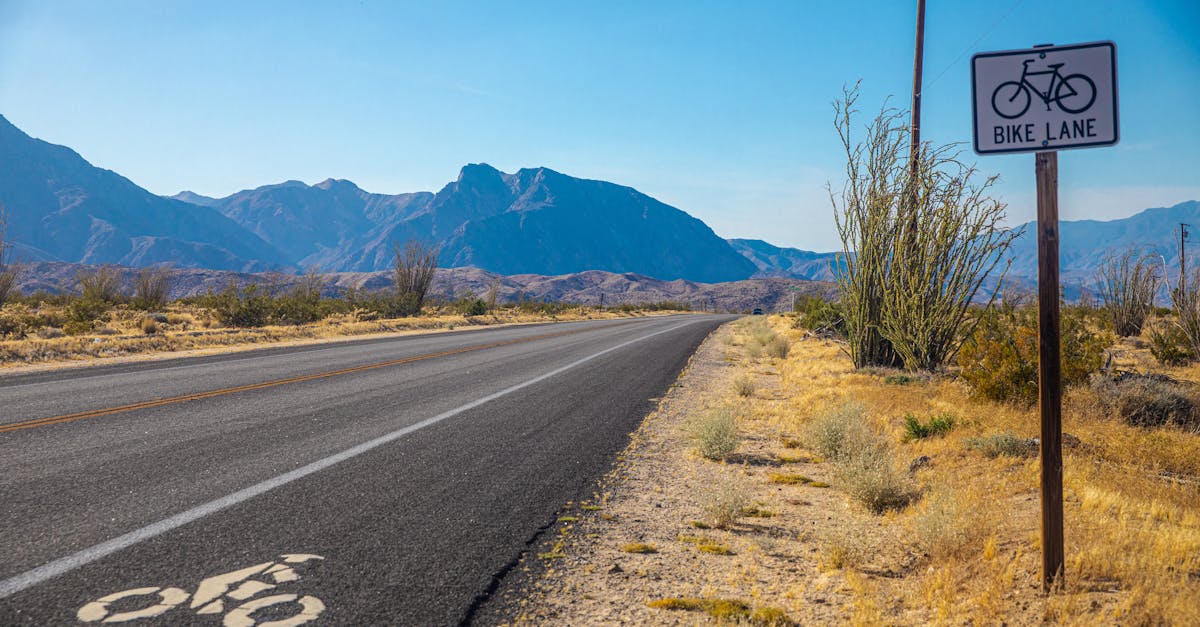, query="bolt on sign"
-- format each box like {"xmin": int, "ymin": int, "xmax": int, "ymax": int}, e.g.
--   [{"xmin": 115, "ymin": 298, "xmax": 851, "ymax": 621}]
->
[{"xmin": 972, "ymin": 41, "xmax": 1118, "ymax": 154}]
